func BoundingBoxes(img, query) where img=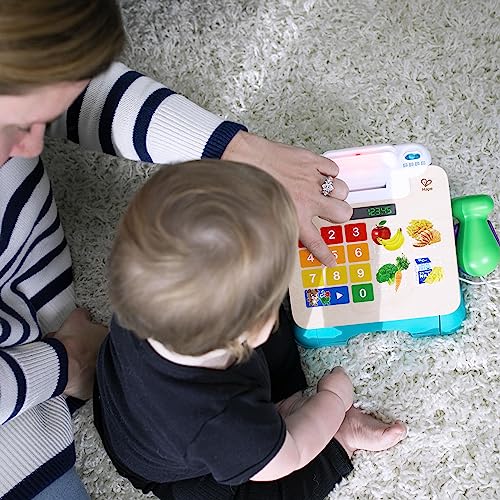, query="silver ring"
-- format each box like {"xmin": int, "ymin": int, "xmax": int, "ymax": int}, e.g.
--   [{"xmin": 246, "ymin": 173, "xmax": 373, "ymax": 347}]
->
[{"xmin": 321, "ymin": 176, "xmax": 335, "ymax": 196}]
